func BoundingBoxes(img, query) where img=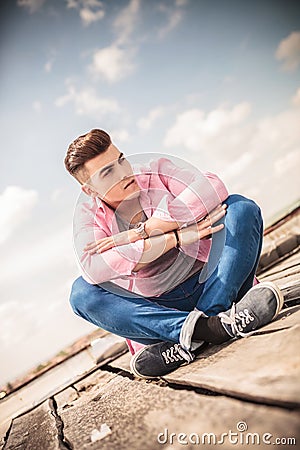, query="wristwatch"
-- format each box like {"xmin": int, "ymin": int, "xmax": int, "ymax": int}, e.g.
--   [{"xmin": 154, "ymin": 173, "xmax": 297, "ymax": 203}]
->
[{"xmin": 133, "ymin": 221, "xmax": 148, "ymax": 239}]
